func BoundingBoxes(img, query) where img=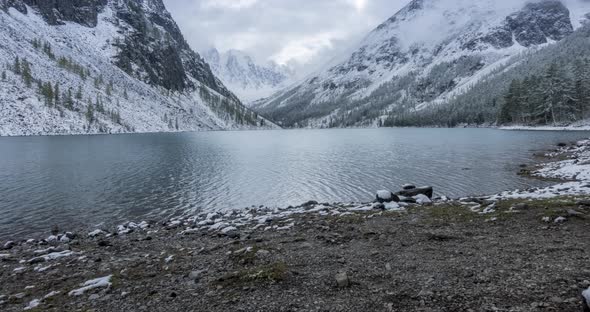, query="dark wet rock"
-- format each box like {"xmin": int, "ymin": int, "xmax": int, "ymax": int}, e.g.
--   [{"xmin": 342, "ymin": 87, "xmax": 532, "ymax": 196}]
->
[
  {"xmin": 376, "ymin": 191, "xmax": 400, "ymax": 203},
  {"xmin": 396, "ymin": 186, "xmax": 433, "ymax": 199},
  {"xmin": 97, "ymin": 240, "xmax": 112, "ymax": 247},
  {"xmin": 27, "ymin": 256, "xmax": 46, "ymax": 264},
  {"xmin": 402, "ymin": 184, "xmax": 416, "ymax": 190},
  {"xmin": 399, "ymin": 196, "xmax": 417, "ymax": 204},
  {"xmin": 302, "ymin": 200, "xmax": 319, "ymax": 207},
  {"xmin": 373, "ymin": 203, "xmax": 386, "ymax": 210},
  {"xmin": 577, "ymin": 199, "xmax": 590, "ymax": 206}
]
